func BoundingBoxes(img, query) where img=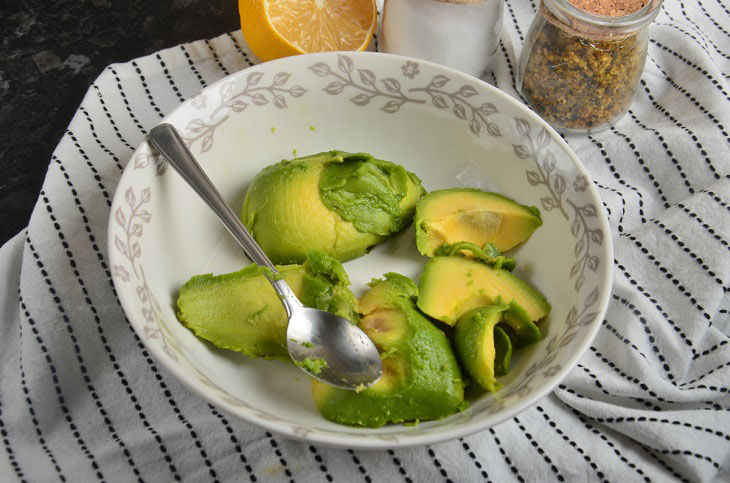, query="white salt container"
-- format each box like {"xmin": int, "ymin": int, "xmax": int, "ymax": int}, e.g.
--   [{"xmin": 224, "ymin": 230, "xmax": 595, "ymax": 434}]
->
[{"xmin": 380, "ymin": 0, "xmax": 504, "ymax": 78}]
